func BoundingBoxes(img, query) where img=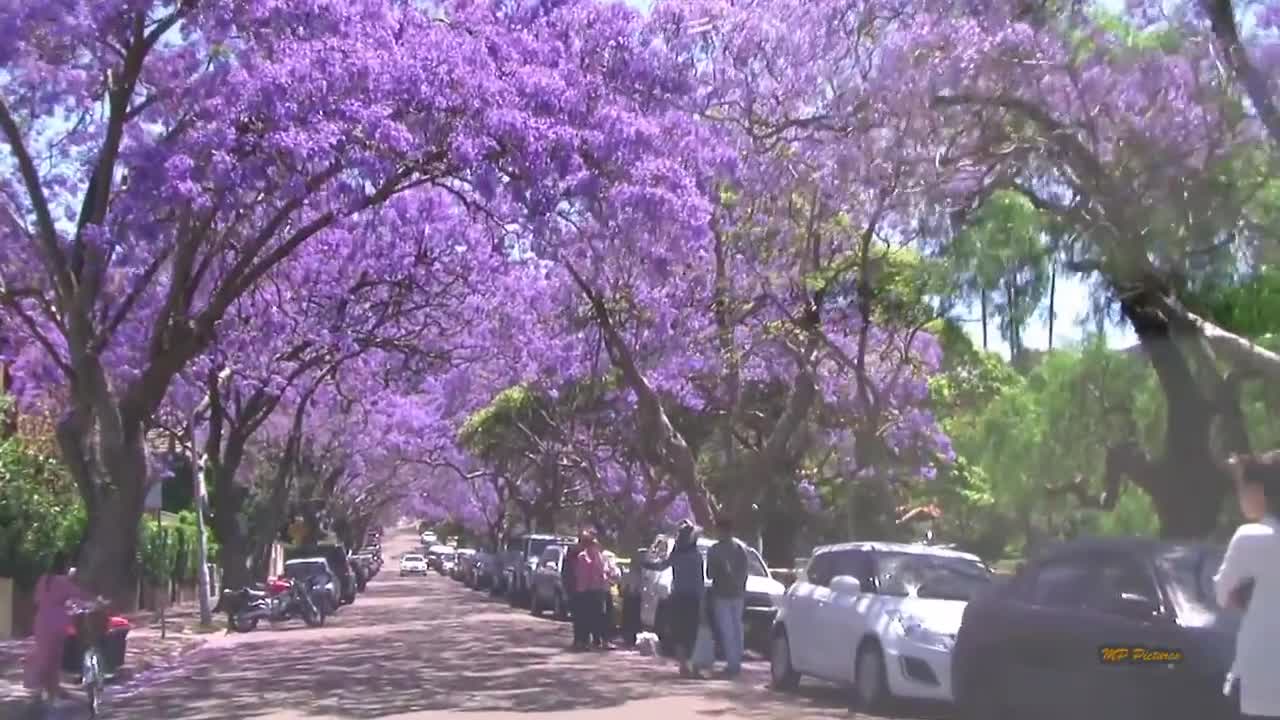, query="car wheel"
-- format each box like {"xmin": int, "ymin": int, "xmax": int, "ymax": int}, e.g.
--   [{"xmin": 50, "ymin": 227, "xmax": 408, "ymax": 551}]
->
[
  {"xmin": 770, "ymin": 628, "xmax": 801, "ymax": 691},
  {"xmin": 553, "ymin": 592, "xmax": 567, "ymax": 620},
  {"xmin": 852, "ymin": 641, "xmax": 891, "ymax": 712},
  {"xmin": 531, "ymin": 590, "xmax": 545, "ymax": 617}
]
